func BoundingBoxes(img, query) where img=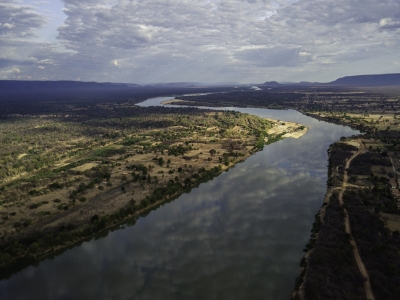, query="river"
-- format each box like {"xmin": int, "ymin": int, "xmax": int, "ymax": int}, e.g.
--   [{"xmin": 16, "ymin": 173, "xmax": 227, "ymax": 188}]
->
[{"xmin": 0, "ymin": 97, "xmax": 359, "ymax": 299}]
